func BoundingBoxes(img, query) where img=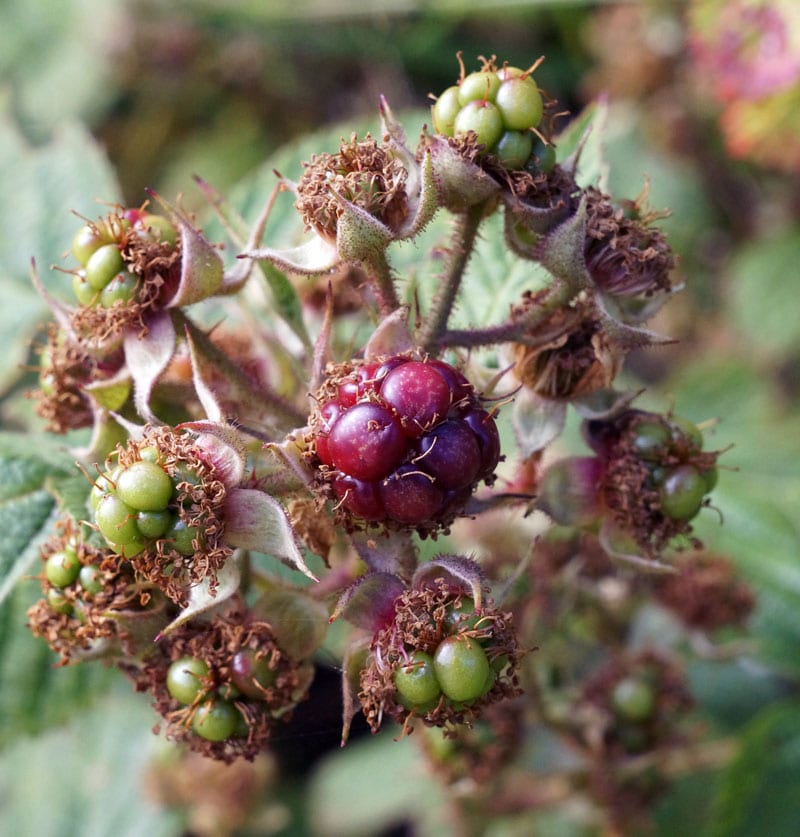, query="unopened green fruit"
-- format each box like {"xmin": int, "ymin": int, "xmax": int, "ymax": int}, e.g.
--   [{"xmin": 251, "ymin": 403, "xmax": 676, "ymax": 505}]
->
[
  {"xmin": 458, "ymin": 71, "xmax": 501, "ymax": 105},
  {"xmin": 116, "ymin": 460, "xmax": 174, "ymax": 512},
  {"xmin": 632, "ymin": 421, "xmax": 671, "ymax": 460},
  {"xmin": 95, "ymin": 493, "xmax": 140, "ymax": 545},
  {"xmin": 136, "ymin": 509, "xmax": 173, "ymax": 539},
  {"xmin": 85, "ymin": 244, "xmax": 125, "ymax": 291},
  {"xmin": 71, "ymin": 224, "xmax": 106, "ymax": 265},
  {"xmin": 453, "ymin": 100, "xmax": 503, "ymax": 150},
  {"xmin": 495, "ymin": 76, "xmax": 543, "ymax": 130},
  {"xmin": 611, "ymin": 676, "xmax": 656, "ymax": 722},
  {"xmin": 191, "ymin": 700, "xmax": 240, "ymax": 742},
  {"xmin": 494, "ymin": 130, "xmax": 533, "ymax": 168},
  {"xmin": 166, "ymin": 518, "xmax": 201, "ymax": 555},
  {"xmin": 432, "ymin": 86, "xmax": 461, "ymax": 137},
  {"xmin": 78, "ymin": 564, "xmax": 104, "ymax": 595},
  {"xmin": 47, "ymin": 587, "xmax": 73, "ymax": 615},
  {"xmin": 433, "ymin": 636, "xmax": 491, "ymax": 703},
  {"xmin": 99, "ymin": 271, "xmax": 139, "ymax": 308},
  {"xmin": 659, "ymin": 465, "xmax": 707, "ymax": 521},
  {"xmin": 394, "ymin": 651, "xmax": 442, "ymax": 708},
  {"xmin": 137, "ymin": 214, "xmax": 177, "ymax": 246},
  {"xmin": 72, "ymin": 271, "xmax": 97, "ymax": 306},
  {"xmin": 167, "ymin": 657, "xmax": 210, "ymax": 705},
  {"xmin": 45, "ymin": 550, "xmax": 81, "ymax": 588}
]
